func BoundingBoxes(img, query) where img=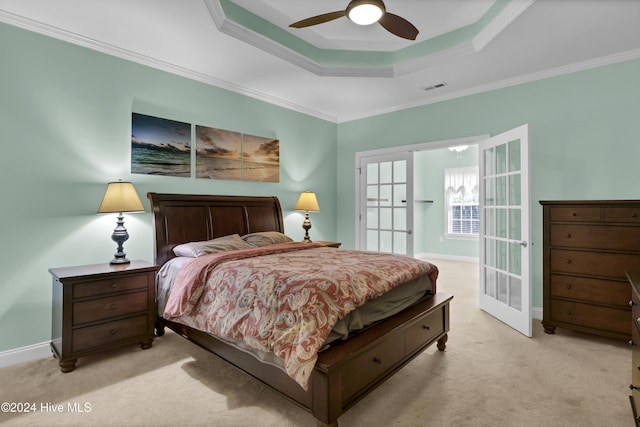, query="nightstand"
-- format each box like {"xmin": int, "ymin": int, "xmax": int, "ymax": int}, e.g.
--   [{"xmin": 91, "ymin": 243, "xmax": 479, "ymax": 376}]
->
[
  {"xmin": 313, "ymin": 241, "xmax": 342, "ymax": 248},
  {"xmin": 49, "ymin": 260, "xmax": 158, "ymax": 373}
]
